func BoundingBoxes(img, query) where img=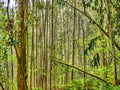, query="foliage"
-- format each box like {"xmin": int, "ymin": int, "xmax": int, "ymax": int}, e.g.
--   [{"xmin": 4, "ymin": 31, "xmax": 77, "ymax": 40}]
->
[
  {"xmin": 85, "ymin": 36, "xmax": 100, "ymax": 67},
  {"xmin": 55, "ymin": 0, "xmax": 66, "ymax": 7},
  {"xmin": 0, "ymin": 1, "xmax": 18, "ymax": 89},
  {"xmin": 85, "ymin": 36, "xmax": 99, "ymax": 55},
  {"xmin": 112, "ymin": 0, "xmax": 120, "ymax": 36},
  {"xmin": 55, "ymin": 79, "xmax": 84, "ymax": 90},
  {"xmin": 107, "ymin": 85, "xmax": 120, "ymax": 90},
  {"xmin": 91, "ymin": 53, "xmax": 100, "ymax": 68}
]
